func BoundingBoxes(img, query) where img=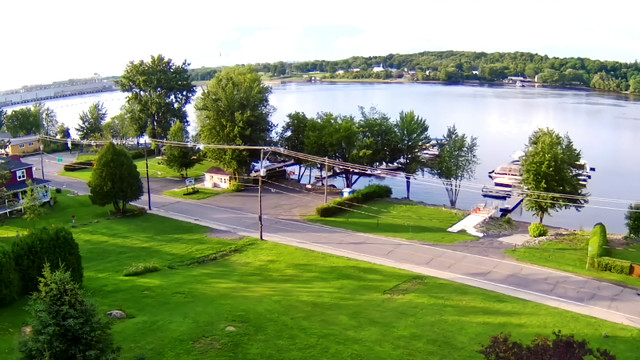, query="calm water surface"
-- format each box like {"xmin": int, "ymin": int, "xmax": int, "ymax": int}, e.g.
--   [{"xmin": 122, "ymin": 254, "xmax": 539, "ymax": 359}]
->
[{"xmin": 8, "ymin": 83, "xmax": 640, "ymax": 233}]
